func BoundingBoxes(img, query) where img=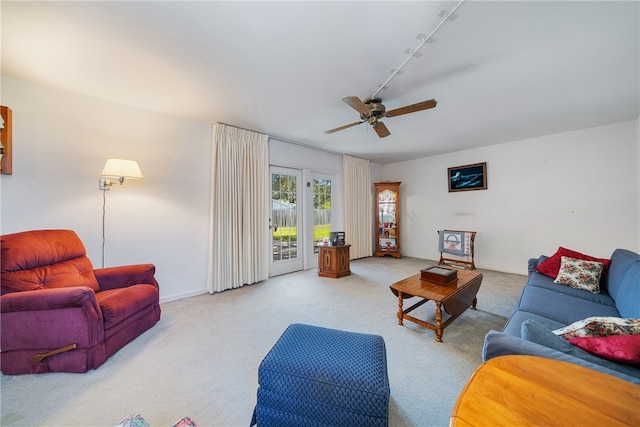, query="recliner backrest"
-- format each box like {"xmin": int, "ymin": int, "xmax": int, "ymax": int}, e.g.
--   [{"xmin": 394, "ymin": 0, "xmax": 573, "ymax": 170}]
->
[{"xmin": 1, "ymin": 229, "xmax": 99, "ymax": 295}]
